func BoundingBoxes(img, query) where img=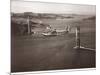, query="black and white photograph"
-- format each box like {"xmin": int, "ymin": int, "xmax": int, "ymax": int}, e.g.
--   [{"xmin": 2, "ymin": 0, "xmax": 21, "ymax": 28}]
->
[{"xmin": 11, "ymin": 0, "xmax": 96, "ymax": 73}]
